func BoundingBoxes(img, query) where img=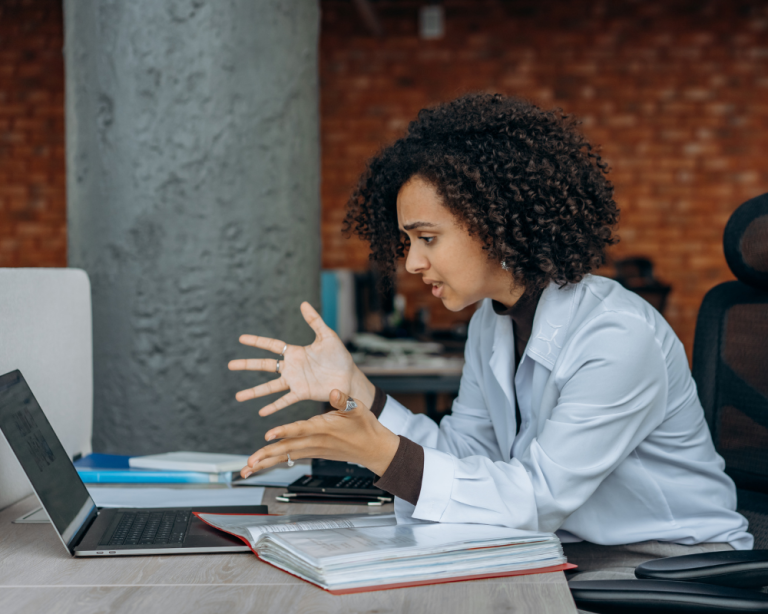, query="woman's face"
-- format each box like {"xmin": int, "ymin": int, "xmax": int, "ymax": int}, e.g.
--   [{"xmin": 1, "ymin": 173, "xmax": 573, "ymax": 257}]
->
[{"xmin": 396, "ymin": 176, "xmax": 525, "ymax": 312}]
